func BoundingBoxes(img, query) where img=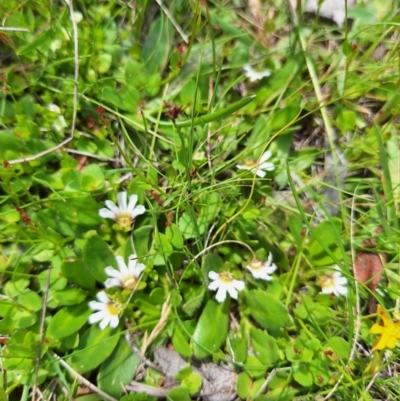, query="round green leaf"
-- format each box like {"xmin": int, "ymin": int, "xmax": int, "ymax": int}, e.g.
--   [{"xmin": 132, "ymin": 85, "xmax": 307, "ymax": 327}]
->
[{"xmin": 293, "ymin": 363, "xmax": 313, "ymax": 387}]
